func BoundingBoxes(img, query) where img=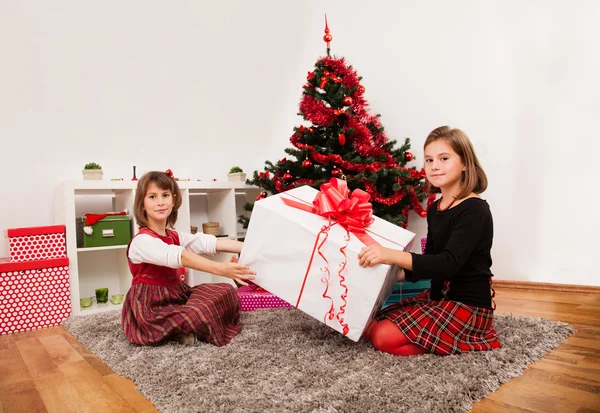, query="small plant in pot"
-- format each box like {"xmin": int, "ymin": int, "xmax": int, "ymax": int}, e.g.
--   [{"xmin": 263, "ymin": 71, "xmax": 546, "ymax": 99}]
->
[
  {"xmin": 227, "ymin": 166, "xmax": 246, "ymax": 182},
  {"xmin": 82, "ymin": 162, "xmax": 103, "ymax": 180}
]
